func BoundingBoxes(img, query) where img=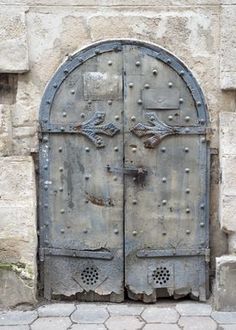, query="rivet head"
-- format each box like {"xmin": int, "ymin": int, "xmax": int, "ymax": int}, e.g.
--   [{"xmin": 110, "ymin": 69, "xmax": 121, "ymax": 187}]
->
[
  {"xmin": 161, "ymin": 147, "xmax": 166, "ymax": 152},
  {"xmin": 137, "ymin": 99, "xmax": 143, "ymax": 105},
  {"xmin": 46, "ymin": 100, "xmax": 51, "ymax": 105},
  {"xmin": 197, "ymin": 101, "xmax": 202, "ymax": 106},
  {"xmin": 129, "ymin": 83, "xmax": 134, "ymax": 88},
  {"xmin": 95, "ymin": 49, "xmax": 100, "ymax": 54},
  {"xmin": 108, "ymin": 100, "xmax": 112, "ymax": 105},
  {"xmin": 71, "ymin": 89, "xmax": 75, "ymax": 95},
  {"xmin": 59, "ymin": 167, "xmax": 63, "ymax": 172},
  {"xmin": 185, "ymin": 116, "xmax": 190, "ymax": 122},
  {"xmin": 43, "ymin": 136, "xmax": 48, "ymax": 142},
  {"xmin": 58, "ymin": 147, "xmax": 63, "ymax": 152},
  {"xmin": 114, "ymin": 146, "xmax": 119, "ymax": 152},
  {"xmin": 59, "ymin": 187, "xmax": 63, "ymax": 192},
  {"xmin": 60, "ymin": 229, "xmax": 65, "ymax": 233},
  {"xmin": 113, "ymin": 176, "xmax": 118, "ymax": 181},
  {"xmin": 44, "ymin": 165, "xmax": 48, "ymax": 170},
  {"xmin": 132, "ymin": 200, "xmax": 137, "ymax": 205},
  {"xmin": 168, "ymin": 82, "xmax": 173, "ymax": 88},
  {"xmin": 83, "ymin": 229, "xmax": 88, "ymax": 234},
  {"xmin": 81, "ymin": 113, "xmax": 85, "ymax": 118},
  {"xmin": 85, "ymin": 147, "xmax": 90, "ymax": 152},
  {"xmin": 131, "ymin": 116, "xmax": 136, "ymax": 121},
  {"xmin": 132, "ymin": 230, "xmax": 137, "ymax": 236},
  {"xmin": 60, "ymin": 209, "xmax": 65, "ymax": 214},
  {"xmin": 115, "ymin": 115, "xmax": 120, "ymax": 120},
  {"xmin": 185, "ymin": 168, "xmax": 190, "ymax": 173},
  {"xmin": 85, "ymin": 175, "xmax": 90, "ymax": 180},
  {"xmin": 201, "ymin": 137, "xmax": 206, "ymax": 143},
  {"xmin": 152, "ymin": 69, "xmax": 158, "ymax": 75},
  {"xmin": 114, "ymin": 228, "xmax": 119, "ymax": 234},
  {"xmin": 144, "ymin": 84, "xmax": 150, "ymax": 89},
  {"xmin": 53, "ymin": 83, "xmax": 58, "ymax": 88},
  {"xmin": 168, "ymin": 115, "xmax": 173, "ymax": 121},
  {"xmin": 60, "ymin": 127, "xmax": 65, "ymax": 131},
  {"xmin": 64, "ymin": 69, "xmax": 68, "ymax": 74},
  {"xmin": 132, "ymin": 148, "xmax": 137, "ymax": 153},
  {"xmin": 62, "ymin": 112, "xmax": 67, "ymax": 117},
  {"xmin": 184, "ymin": 147, "xmax": 189, "ymax": 152},
  {"xmin": 180, "ymin": 70, "xmax": 185, "ymax": 76},
  {"xmin": 200, "ymin": 203, "xmax": 205, "ymax": 209},
  {"xmin": 186, "ymin": 229, "xmax": 191, "ymax": 234},
  {"xmin": 88, "ymin": 100, "xmax": 92, "ymax": 105},
  {"xmin": 162, "ymin": 177, "xmax": 167, "ymax": 183},
  {"xmin": 185, "ymin": 188, "xmax": 190, "ymax": 194},
  {"xmin": 179, "ymin": 98, "xmax": 184, "ymax": 104},
  {"xmin": 108, "ymin": 60, "xmax": 112, "ymax": 65},
  {"xmin": 167, "ymin": 58, "xmax": 172, "ymax": 64},
  {"xmin": 150, "ymin": 115, "xmax": 155, "ymax": 121},
  {"xmin": 200, "ymin": 222, "xmax": 205, "ymax": 227},
  {"xmin": 44, "ymin": 185, "xmax": 48, "ymax": 191},
  {"xmin": 135, "ymin": 61, "xmax": 141, "ymax": 67},
  {"xmin": 162, "ymin": 200, "xmax": 167, "ymax": 205},
  {"xmin": 200, "ymin": 119, "xmax": 205, "ymax": 124},
  {"xmin": 44, "ymin": 204, "xmax": 48, "ymax": 208},
  {"xmin": 186, "ymin": 208, "xmax": 190, "ymax": 213}
]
